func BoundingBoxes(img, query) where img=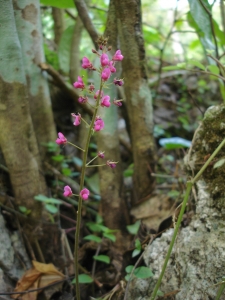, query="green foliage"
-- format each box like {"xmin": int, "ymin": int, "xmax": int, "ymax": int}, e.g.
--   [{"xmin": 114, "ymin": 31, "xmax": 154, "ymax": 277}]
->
[
  {"xmin": 51, "ymin": 155, "xmax": 65, "ymax": 162},
  {"xmin": 127, "ymin": 220, "xmax": 141, "ymax": 235},
  {"xmin": 19, "ymin": 206, "xmax": 31, "ymax": 215},
  {"xmin": 34, "ymin": 194, "xmax": 64, "ymax": 214},
  {"xmin": 125, "ymin": 265, "xmax": 154, "ymax": 281},
  {"xmin": 41, "ymin": 0, "xmax": 74, "ymax": 8},
  {"xmin": 93, "ymin": 255, "xmax": 110, "ymax": 264},
  {"xmin": 132, "ymin": 239, "xmax": 142, "ymax": 258},
  {"xmin": 72, "ymin": 274, "xmax": 93, "ymax": 284},
  {"xmin": 159, "ymin": 137, "xmax": 191, "ymax": 150},
  {"xmin": 84, "ymin": 235, "xmax": 102, "ymax": 243}
]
